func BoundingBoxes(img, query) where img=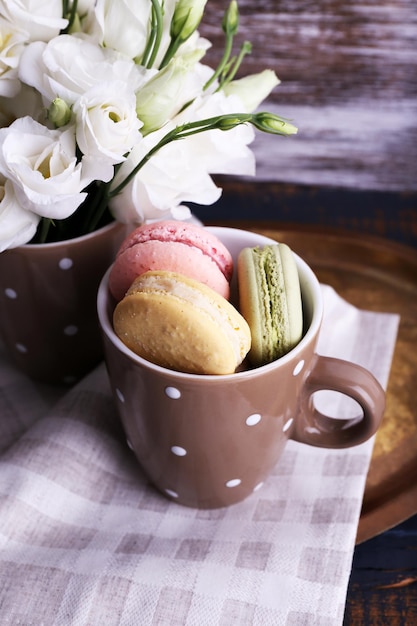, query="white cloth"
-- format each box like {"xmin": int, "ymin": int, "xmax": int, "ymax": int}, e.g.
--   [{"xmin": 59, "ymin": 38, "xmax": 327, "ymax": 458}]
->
[{"xmin": 0, "ymin": 286, "xmax": 399, "ymax": 625}]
